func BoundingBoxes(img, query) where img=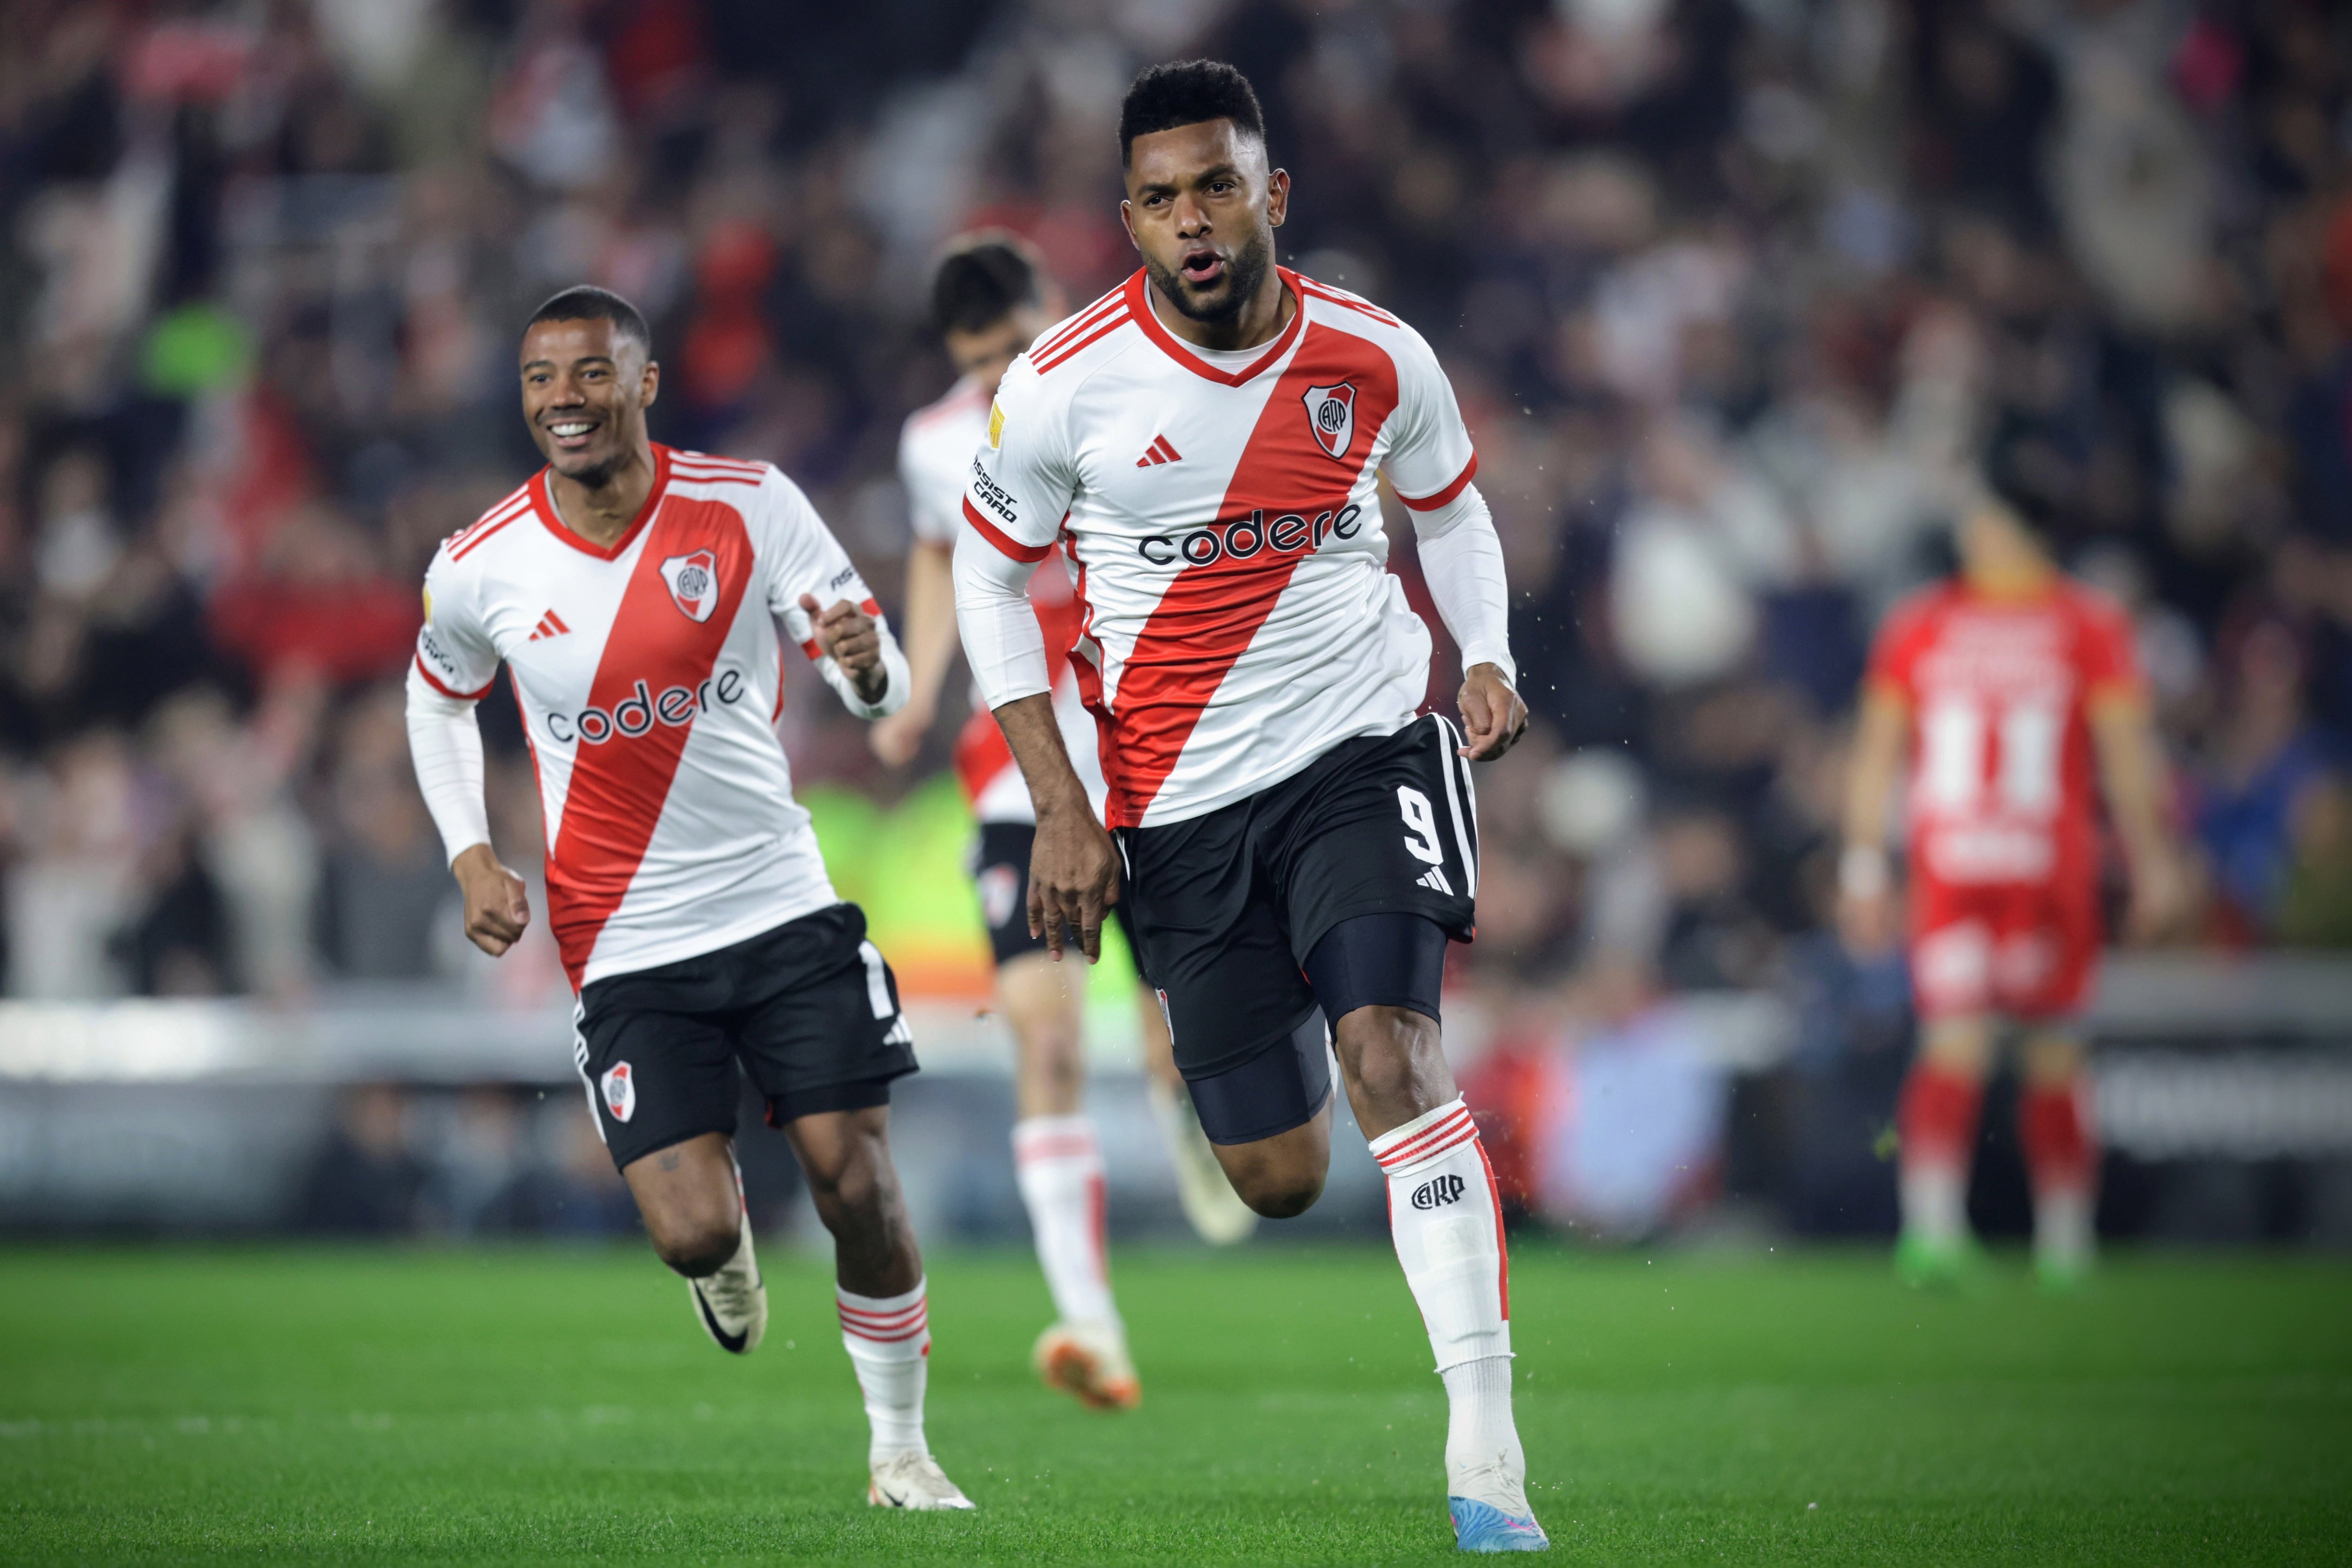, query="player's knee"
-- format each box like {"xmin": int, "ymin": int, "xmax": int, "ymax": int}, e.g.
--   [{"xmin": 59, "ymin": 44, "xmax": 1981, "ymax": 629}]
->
[
  {"xmin": 651, "ymin": 1213, "xmax": 740, "ymax": 1278},
  {"xmin": 1221, "ymin": 1143, "xmax": 1327, "ymax": 1217},
  {"xmin": 2020, "ymin": 1031, "xmax": 2085, "ymax": 1083},
  {"xmin": 1920, "ymin": 1019, "xmax": 1995, "ymax": 1077},
  {"xmin": 1234, "ymin": 1167, "xmax": 1324, "ymax": 1218}
]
